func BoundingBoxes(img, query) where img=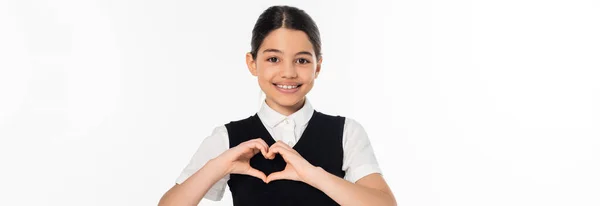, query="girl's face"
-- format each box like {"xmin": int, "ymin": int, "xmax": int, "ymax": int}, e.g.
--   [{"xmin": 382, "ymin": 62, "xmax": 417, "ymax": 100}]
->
[{"xmin": 246, "ymin": 28, "xmax": 321, "ymax": 114}]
